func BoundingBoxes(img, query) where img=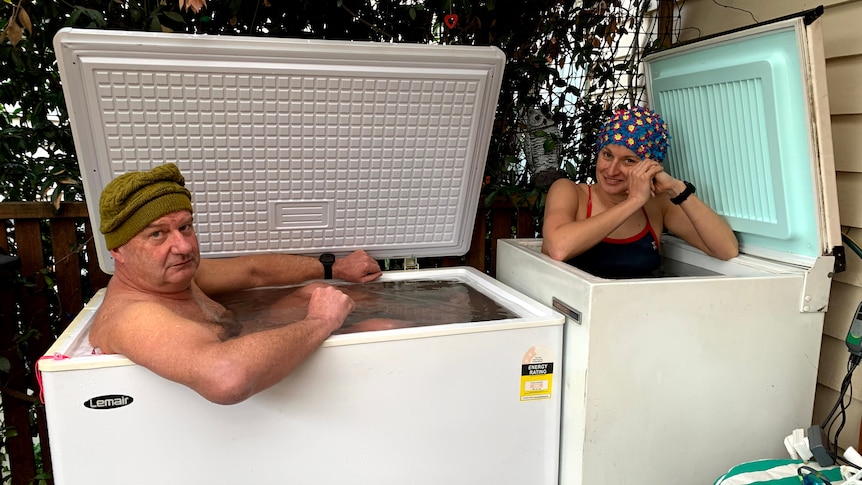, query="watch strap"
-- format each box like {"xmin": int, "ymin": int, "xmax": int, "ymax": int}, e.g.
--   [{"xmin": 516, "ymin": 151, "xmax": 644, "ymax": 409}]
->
[
  {"xmin": 319, "ymin": 253, "xmax": 335, "ymax": 279},
  {"xmin": 670, "ymin": 181, "xmax": 696, "ymax": 205}
]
